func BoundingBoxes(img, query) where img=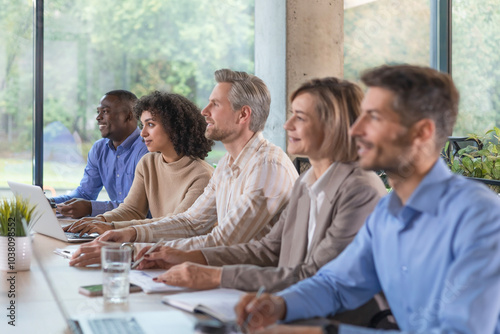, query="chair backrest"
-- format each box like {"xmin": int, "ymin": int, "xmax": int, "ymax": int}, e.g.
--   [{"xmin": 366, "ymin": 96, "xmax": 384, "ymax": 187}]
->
[
  {"xmin": 443, "ymin": 136, "xmax": 500, "ymax": 191},
  {"xmin": 293, "ymin": 157, "xmax": 311, "ymax": 175},
  {"xmin": 442, "ymin": 136, "xmax": 482, "ymax": 164}
]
